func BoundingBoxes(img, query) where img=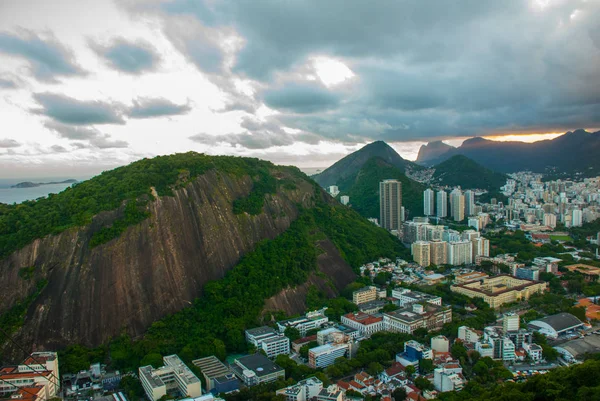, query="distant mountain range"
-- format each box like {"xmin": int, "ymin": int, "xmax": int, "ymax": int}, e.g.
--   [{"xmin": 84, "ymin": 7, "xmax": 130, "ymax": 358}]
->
[
  {"xmin": 11, "ymin": 179, "xmax": 77, "ymax": 188},
  {"xmin": 313, "ymin": 142, "xmax": 427, "ymax": 219},
  {"xmin": 416, "ymin": 129, "xmax": 600, "ymax": 175},
  {"xmin": 312, "ymin": 141, "xmax": 420, "ymax": 188},
  {"xmin": 416, "ymin": 140, "xmax": 453, "ymax": 164},
  {"xmin": 431, "ymin": 155, "xmax": 508, "ymax": 191}
]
